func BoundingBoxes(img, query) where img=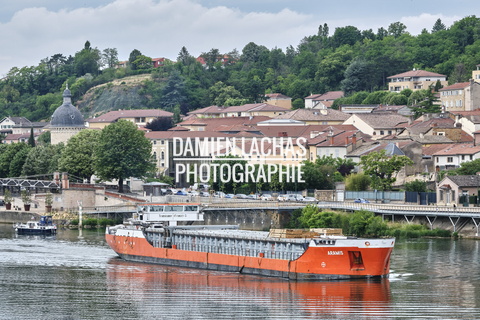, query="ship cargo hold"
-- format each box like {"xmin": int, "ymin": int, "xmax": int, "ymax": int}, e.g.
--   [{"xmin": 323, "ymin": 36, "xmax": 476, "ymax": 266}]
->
[{"xmin": 105, "ymin": 203, "xmax": 395, "ymax": 280}]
